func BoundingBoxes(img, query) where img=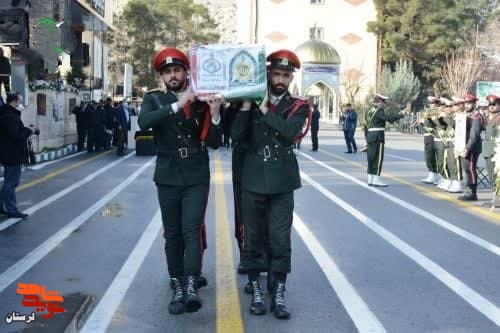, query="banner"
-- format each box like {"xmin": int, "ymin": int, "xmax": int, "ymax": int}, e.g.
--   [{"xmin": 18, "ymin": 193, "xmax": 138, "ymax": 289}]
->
[
  {"xmin": 189, "ymin": 44, "xmax": 267, "ymax": 101},
  {"xmin": 302, "ymin": 63, "xmax": 339, "ymax": 93},
  {"xmin": 454, "ymin": 113, "xmax": 467, "ymax": 154},
  {"xmin": 476, "ymin": 81, "xmax": 500, "ymax": 106}
]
